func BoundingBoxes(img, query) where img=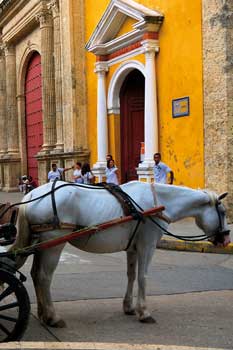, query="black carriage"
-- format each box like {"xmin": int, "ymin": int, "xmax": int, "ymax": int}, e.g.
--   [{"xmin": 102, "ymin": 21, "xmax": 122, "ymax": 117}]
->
[{"xmin": 0, "ymin": 204, "xmax": 30, "ymax": 342}]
